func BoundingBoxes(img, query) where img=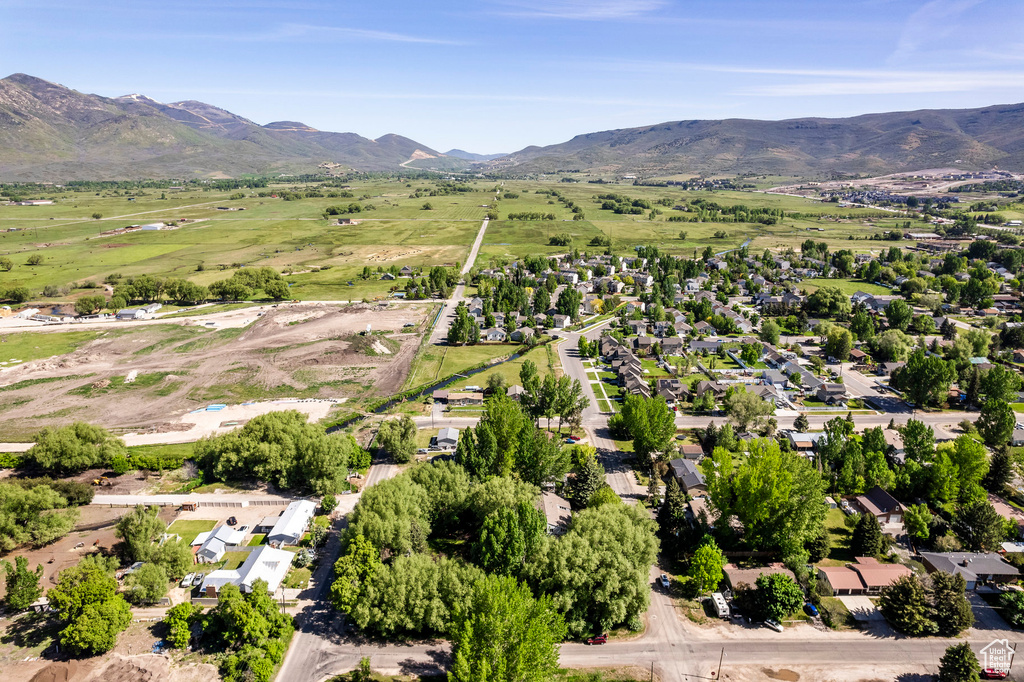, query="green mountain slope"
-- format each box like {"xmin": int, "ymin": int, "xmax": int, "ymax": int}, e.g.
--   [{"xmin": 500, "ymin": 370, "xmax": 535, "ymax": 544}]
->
[
  {"xmin": 0, "ymin": 73, "xmax": 455, "ymax": 180},
  {"xmin": 490, "ymin": 103, "xmax": 1024, "ymax": 176}
]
